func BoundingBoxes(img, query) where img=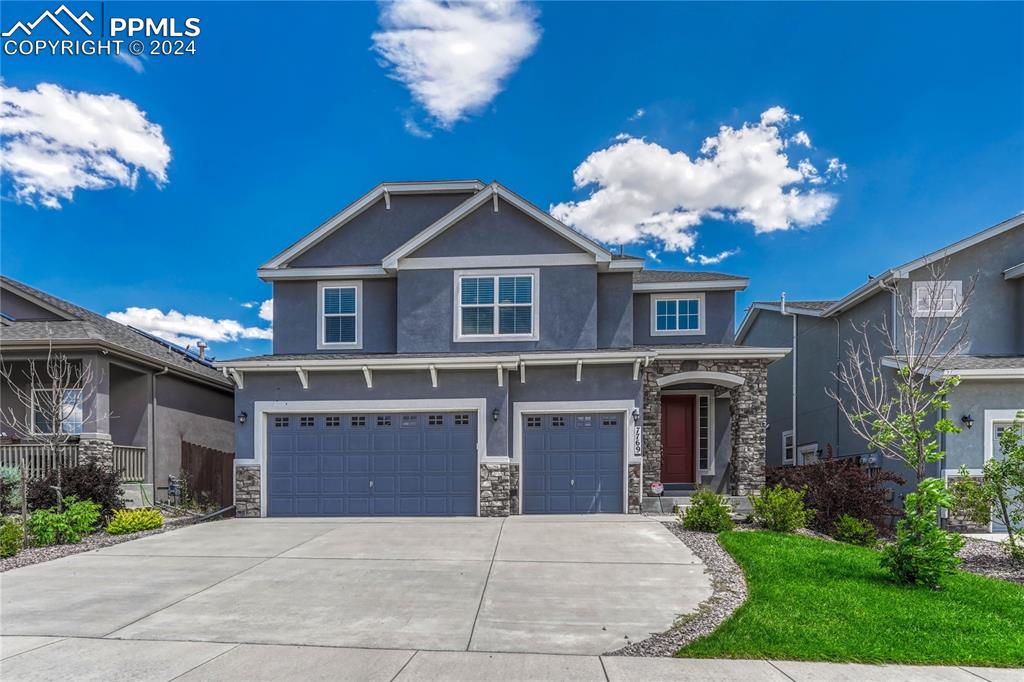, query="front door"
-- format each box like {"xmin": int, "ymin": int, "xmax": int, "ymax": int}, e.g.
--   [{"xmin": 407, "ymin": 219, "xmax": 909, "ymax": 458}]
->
[{"xmin": 661, "ymin": 395, "xmax": 695, "ymax": 484}]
